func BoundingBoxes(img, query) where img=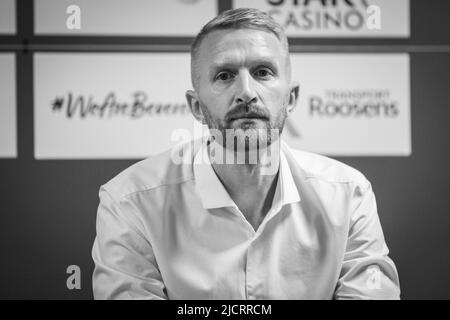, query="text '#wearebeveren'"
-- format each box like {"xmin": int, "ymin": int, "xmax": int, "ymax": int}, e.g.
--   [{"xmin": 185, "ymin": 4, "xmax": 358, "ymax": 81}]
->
[{"xmin": 51, "ymin": 91, "xmax": 189, "ymax": 119}]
